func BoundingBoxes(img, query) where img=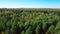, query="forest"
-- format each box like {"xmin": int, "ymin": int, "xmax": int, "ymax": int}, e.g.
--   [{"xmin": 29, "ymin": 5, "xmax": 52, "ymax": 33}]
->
[{"xmin": 0, "ymin": 8, "xmax": 60, "ymax": 34}]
